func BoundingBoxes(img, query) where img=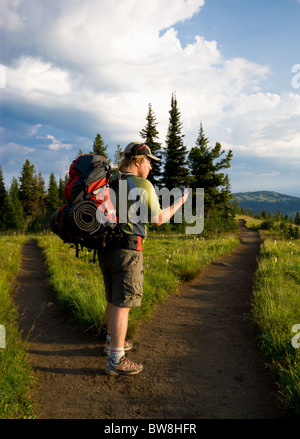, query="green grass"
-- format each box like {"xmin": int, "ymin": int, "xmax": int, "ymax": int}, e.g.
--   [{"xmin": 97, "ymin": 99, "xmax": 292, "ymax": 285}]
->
[
  {"xmin": 5, "ymin": 231, "xmax": 238, "ymax": 419},
  {"xmin": 0, "ymin": 234, "xmax": 35, "ymax": 419},
  {"xmin": 235, "ymin": 214, "xmax": 263, "ymax": 229},
  {"xmin": 2, "ymin": 213, "xmax": 300, "ymax": 418},
  {"xmin": 36, "ymin": 233, "xmax": 240, "ymax": 336},
  {"xmin": 7, "ymin": 222, "xmax": 300, "ymax": 417},
  {"xmin": 252, "ymin": 237, "xmax": 300, "ymax": 416}
]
